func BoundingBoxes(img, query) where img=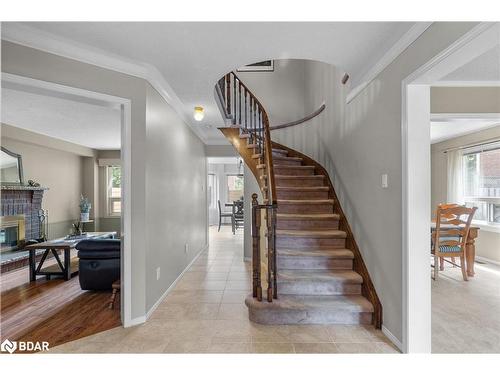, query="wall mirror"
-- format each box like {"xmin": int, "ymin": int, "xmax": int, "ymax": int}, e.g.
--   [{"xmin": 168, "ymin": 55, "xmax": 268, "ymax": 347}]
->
[{"xmin": 0, "ymin": 147, "xmax": 24, "ymax": 185}]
